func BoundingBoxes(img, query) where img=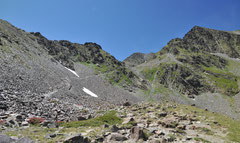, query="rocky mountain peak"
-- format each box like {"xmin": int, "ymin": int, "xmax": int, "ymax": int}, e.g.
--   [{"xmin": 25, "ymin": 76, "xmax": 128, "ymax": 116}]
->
[
  {"xmin": 84, "ymin": 42, "xmax": 102, "ymax": 50},
  {"xmin": 123, "ymin": 52, "xmax": 156, "ymax": 67},
  {"xmin": 162, "ymin": 26, "xmax": 240, "ymax": 58}
]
